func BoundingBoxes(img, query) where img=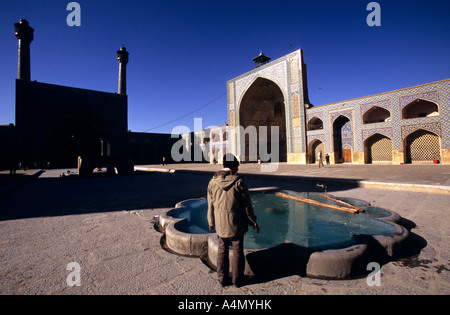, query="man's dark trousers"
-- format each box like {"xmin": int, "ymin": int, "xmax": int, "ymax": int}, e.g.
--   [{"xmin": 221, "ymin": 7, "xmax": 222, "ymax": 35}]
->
[{"xmin": 217, "ymin": 236, "xmax": 245, "ymax": 285}]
